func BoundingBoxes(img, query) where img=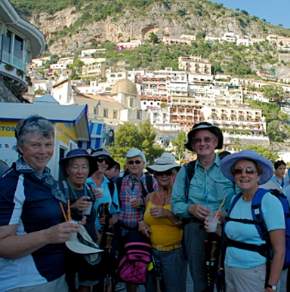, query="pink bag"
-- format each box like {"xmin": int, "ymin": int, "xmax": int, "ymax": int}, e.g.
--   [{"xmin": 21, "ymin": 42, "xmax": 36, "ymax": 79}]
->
[{"xmin": 118, "ymin": 241, "xmax": 152, "ymax": 284}]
